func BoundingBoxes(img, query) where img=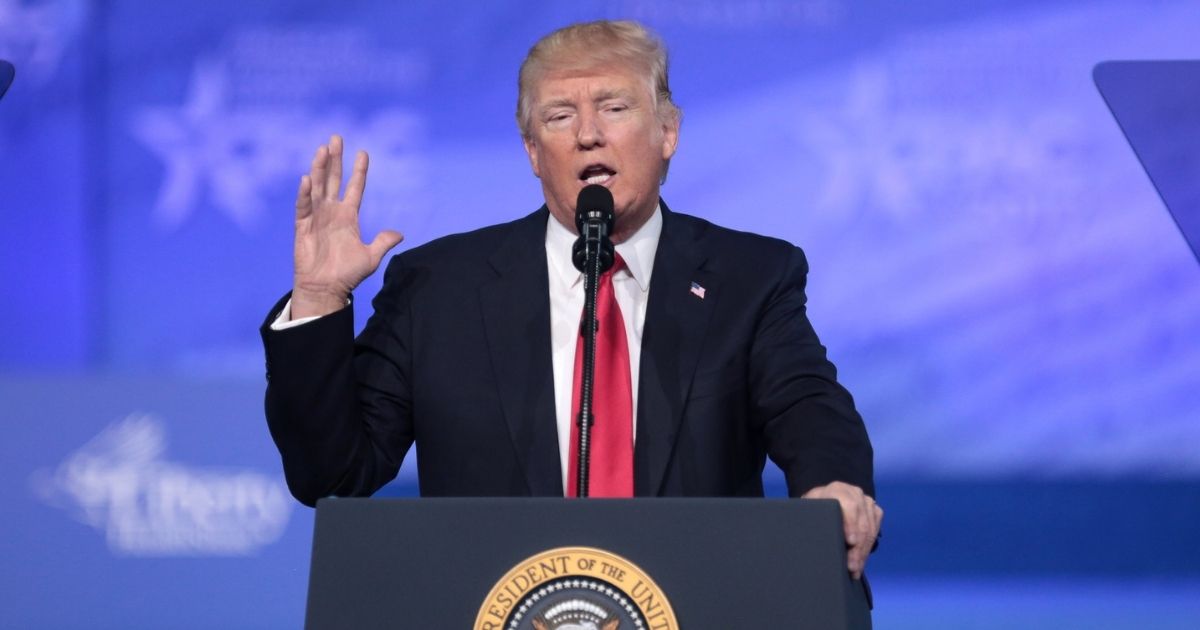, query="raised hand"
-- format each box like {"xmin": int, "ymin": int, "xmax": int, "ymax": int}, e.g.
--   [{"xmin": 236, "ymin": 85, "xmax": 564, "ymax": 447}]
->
[{"xmin": 291, "ymin": 135, "xmax": 404, "ymax": 319}]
